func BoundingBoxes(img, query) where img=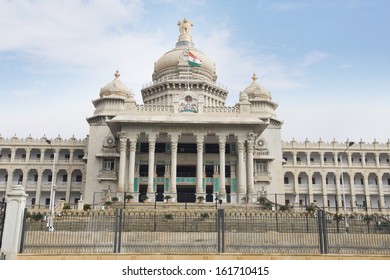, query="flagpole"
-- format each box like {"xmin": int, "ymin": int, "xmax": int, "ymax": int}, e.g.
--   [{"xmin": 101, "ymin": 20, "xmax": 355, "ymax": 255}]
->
[{"xmin": 187, "ymin": 49, "xmax": 190, "ymax": 92}]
